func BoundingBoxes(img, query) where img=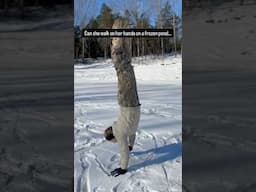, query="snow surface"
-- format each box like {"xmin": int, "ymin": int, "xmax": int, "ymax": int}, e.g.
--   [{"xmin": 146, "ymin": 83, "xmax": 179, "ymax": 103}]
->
[
  {"xmin": 74, "ymin": 55, "xmax": 182, "ymax": 192},
  {"xmin": 183, "ymin": 2, "xmax": 256, "ymax": 72}
]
